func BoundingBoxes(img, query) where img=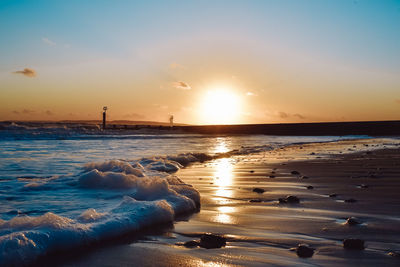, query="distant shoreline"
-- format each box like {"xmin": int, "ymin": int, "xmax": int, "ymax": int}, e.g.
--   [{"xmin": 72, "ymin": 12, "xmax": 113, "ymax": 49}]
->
[{"xmin": 1, "ymin": 120, "xmax": 399, "ymax": 136}]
